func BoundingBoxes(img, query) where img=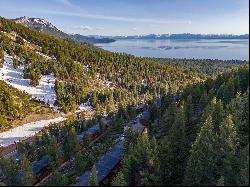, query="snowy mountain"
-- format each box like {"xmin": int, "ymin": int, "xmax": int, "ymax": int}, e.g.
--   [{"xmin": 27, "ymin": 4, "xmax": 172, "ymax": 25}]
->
[
  {"xmin": 13, "ymin": 16, "xmax": 115, "ymax": 43},
  {"xmin": 13, "ymin": 16, "xmax": 69, "ymax": 39}
]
